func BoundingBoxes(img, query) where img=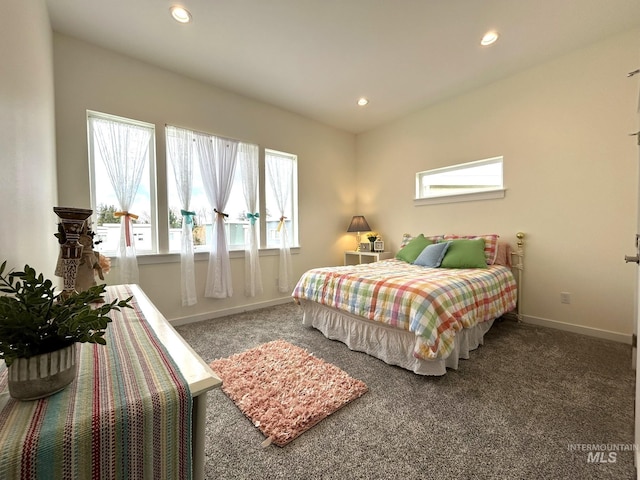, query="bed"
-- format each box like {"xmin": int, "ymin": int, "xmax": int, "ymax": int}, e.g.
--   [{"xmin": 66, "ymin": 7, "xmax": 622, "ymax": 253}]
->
[{"xmin": 292, "ymin": 233, "xmax": 524, "ymax": 375}]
